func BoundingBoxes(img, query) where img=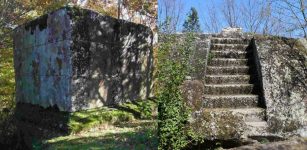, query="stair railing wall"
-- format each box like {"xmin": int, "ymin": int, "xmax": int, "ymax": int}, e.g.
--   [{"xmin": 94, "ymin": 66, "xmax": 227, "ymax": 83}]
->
[
  {"xmin": 189, "ymin": 34, "xmax": 211, "ymax": 83},
  {"xmin": 248, "ymin": 38, "xmax": 266, "ymax": 110}
]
